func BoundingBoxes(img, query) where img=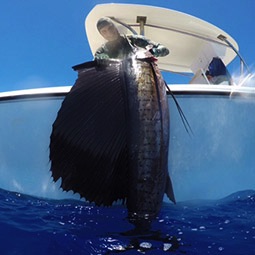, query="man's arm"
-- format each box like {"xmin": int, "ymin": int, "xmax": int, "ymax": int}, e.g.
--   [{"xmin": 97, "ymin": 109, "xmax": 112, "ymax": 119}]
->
[{"xmin": 128, "ymin": 35, "xmax": 169, "ymax": 57}]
